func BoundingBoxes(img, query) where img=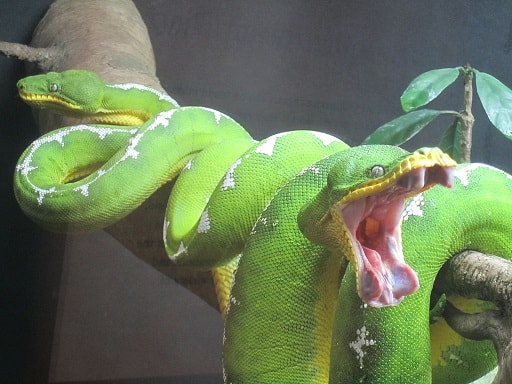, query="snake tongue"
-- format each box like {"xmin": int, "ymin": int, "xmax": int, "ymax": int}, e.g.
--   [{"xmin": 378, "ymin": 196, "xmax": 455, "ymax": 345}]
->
[{"xmin": 343, "ymin": 166, "xmax": 454, "ymax": 307}]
